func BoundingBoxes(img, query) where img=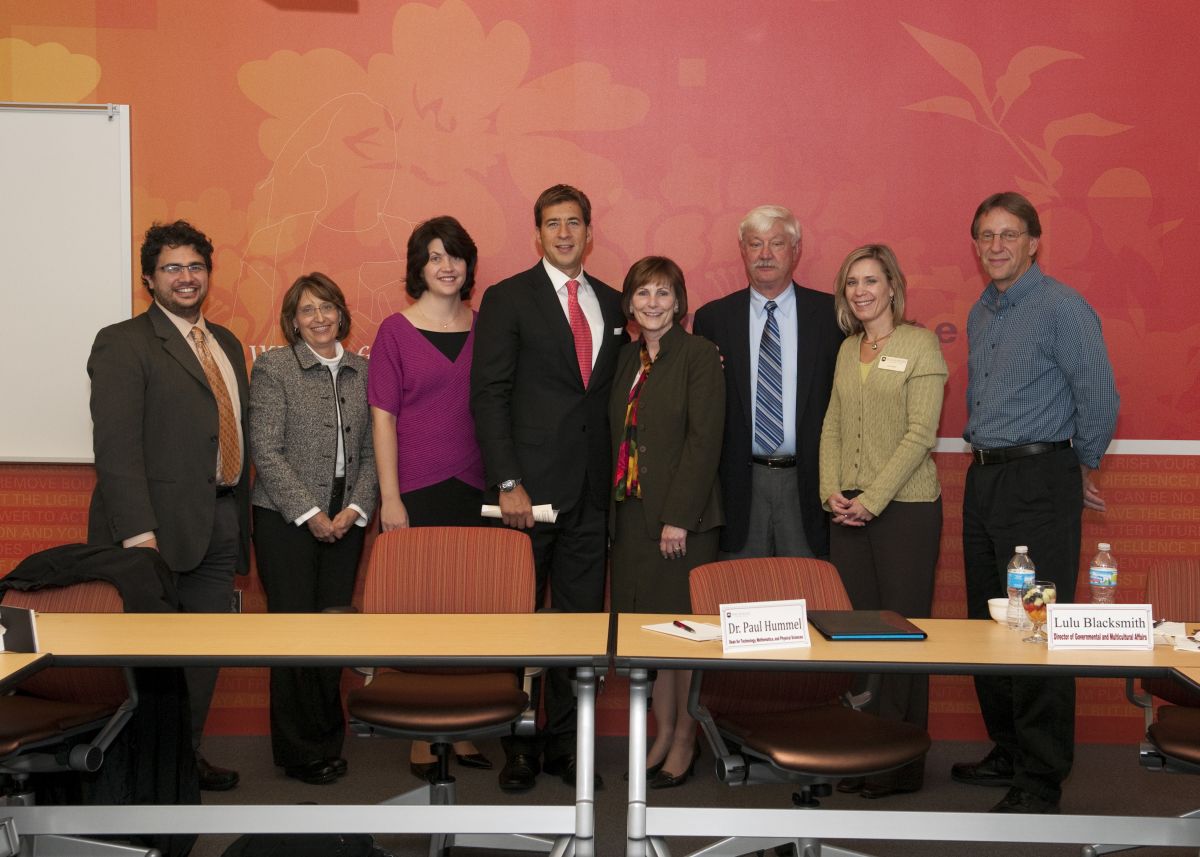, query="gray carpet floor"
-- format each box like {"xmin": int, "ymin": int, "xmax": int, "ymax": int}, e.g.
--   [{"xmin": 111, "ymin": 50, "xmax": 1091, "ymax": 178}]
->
[{"xmin": 188, "ymin": 736, "xmax": 1198, "ymax": 857}]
